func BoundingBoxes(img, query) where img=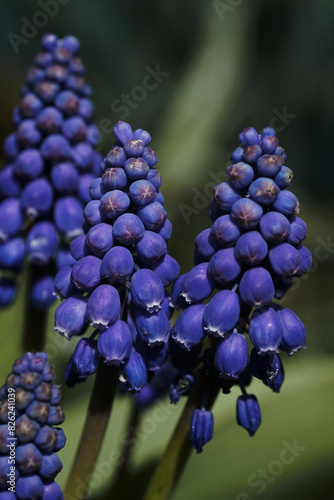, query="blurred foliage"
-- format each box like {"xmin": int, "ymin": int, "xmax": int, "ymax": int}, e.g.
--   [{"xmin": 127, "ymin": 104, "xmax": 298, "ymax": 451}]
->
[{"xmin": 0, "ymin": 0, "xmax": 333, "ymax": 499}]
